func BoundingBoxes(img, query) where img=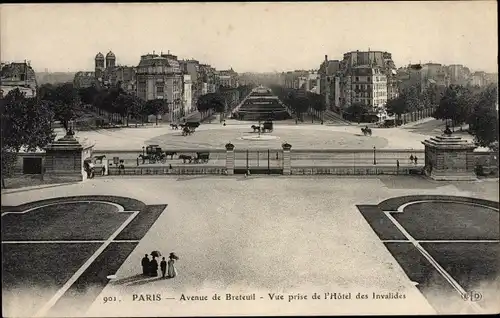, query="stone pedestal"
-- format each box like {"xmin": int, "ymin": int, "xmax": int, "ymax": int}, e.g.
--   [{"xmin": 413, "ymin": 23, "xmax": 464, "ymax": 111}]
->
[
  {"xmin": 282, "ymin": 143, "xmax": 292, "ymax": 175},
  {"xmin": 44, "ymin": 133, "xmax": 95, "ymax": 183},
  {"xmin": 225, "ymin": 143, "xmax": 235, "ymax": 175},
  {"xmin": 422, "ymin": 134, "xmax": 477, "ymax": 181}
]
